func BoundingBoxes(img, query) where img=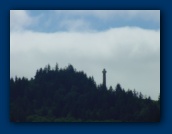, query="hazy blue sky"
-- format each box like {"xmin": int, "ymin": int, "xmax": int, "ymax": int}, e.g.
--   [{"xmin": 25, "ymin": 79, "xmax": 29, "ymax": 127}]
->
[{"xmin": 10, "ymin": 10, "xmax": 160, "ymax": 100}]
